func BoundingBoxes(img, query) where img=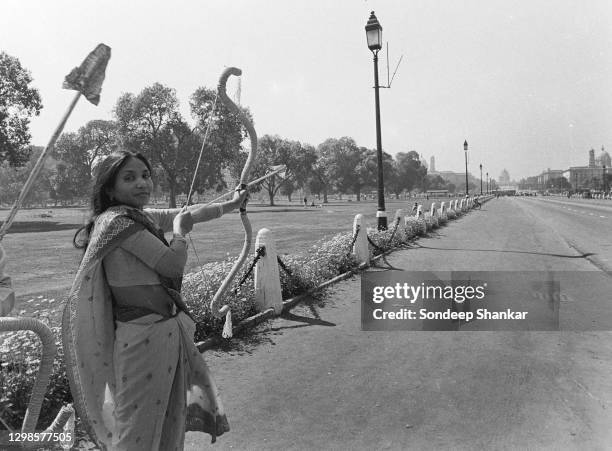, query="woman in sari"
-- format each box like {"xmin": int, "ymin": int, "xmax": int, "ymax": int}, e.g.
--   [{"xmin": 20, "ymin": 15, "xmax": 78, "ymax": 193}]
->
[{"xmin": 62, "ymin": 150, "xmax": 246, "ymax": 450}]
